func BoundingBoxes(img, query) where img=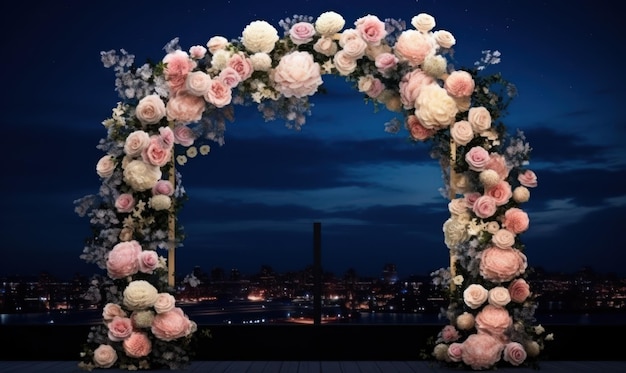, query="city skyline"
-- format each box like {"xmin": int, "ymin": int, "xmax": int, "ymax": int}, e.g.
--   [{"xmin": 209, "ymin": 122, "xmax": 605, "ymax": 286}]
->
[{"xmin": 2, "ymin": 1, "xmax": 625, "ymax": 281}]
